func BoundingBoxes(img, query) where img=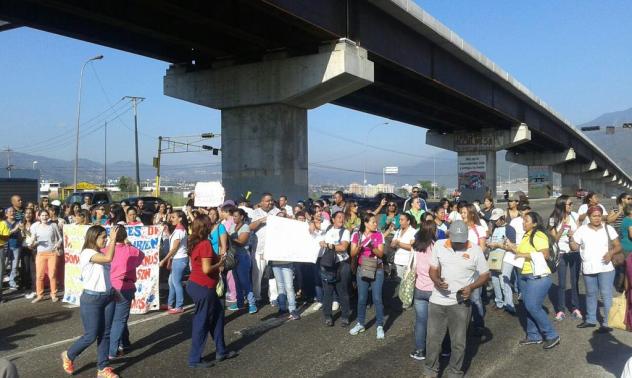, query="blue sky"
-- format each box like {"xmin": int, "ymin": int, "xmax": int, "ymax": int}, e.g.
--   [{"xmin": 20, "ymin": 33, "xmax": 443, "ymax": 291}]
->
[{"xmin": 1, "ymin": 0, "xmax": 631, "ymax": 184}]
